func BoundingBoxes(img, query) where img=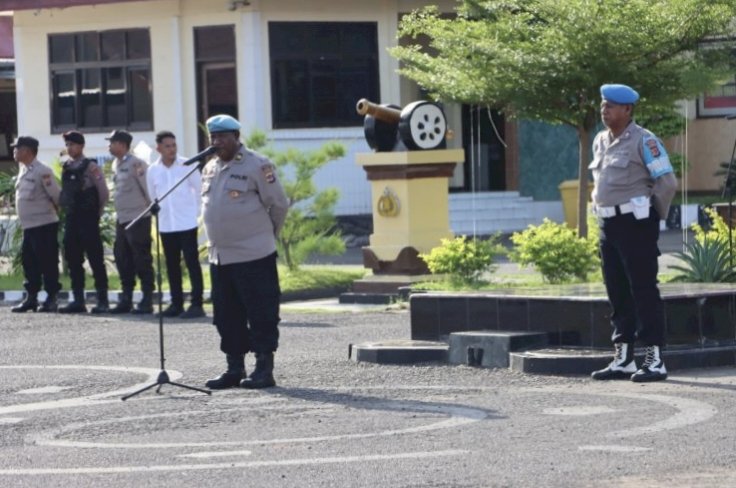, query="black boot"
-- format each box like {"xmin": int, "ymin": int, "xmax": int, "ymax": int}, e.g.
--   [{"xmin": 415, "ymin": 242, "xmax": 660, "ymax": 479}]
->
[
  {"xmin": 241, "ymin": 353, "xmax": 276, "ymax": 389},
  {"xmin": 38, "ymin": 293, "xmax": 59, "ymax": 313},
  {"xmin": 12, "ymin": 293, "xmax": 38, "ymax": 313},
  {"xmin": 90, "ymin": 290, "xmax": 110, "ymax": 314},
  {"xmin": 205, "ymin": 354, "xmax": 246, "ymax": 389},
  {"xmin": 58, "ymin": 290, "xmax": 86, "ymax": 314},
  {"xmin": 109, "ymin": 290, "xmax": 133, "ymax": 314},
  {"xmin": 591, "ymin": 343, "xmax": 637, "ymax": 380},
  {"xmin": 131, "ymin": 292, "xmax": 153, "ymax": 315}
]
